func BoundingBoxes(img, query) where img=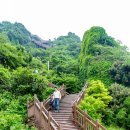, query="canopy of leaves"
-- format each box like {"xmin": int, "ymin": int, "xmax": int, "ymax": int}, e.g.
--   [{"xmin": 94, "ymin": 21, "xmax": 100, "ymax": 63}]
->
[
  {"xmin": 0, "ymin": 26, "xmax": 83, "ymax": 128},
  {"xmin": 42, "ymin": 32, "xmax": 82, "ymax": 93},
  {"xmin": 0, "ymin": 21, "xmax": 50, "ymax": 58},
  {"xmin": 0, "ymin": 92, "xmax": 35, "ymax": 130},
  {"xmin": 103, "ymin": 83, "xmax": 130, "ymax": 128},
  {"xmin": 0, "ymin": 32, "xmax": 9, "ymax": 43},
  {"xmin": 1, "ymin": 22, "xmax": 130, "ymax": 129},
  {"xmin": 0, "ymin": 21, "xmax": 31, "ymax": 44},
  {"xmin": 53, "ymin": 32, "xmax": 80, "ymax": 46},
  {"xmin": 79, "ymin": 26, "xmax": 130, "ymax": 129},
  {"xmin": 0, "ymin": 43, "xmax": 32, "ymax": 69},
  {"xmin": 79, "ymin": 26, "xmax": 130, "ymax": 86},
  {"xmin": 110, "ymin": 61, "xmax": 130, "ymax": 86},
  {"xmin": 0, "ymin": 38, "xmax": 51, "ymax": 129}
]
